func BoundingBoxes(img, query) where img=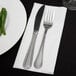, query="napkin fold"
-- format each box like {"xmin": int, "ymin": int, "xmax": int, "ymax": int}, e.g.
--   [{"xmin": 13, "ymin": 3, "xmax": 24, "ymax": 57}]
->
[{"xmin": 13, "ymin": 3, "xmax": 67, "ymax": 75}]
